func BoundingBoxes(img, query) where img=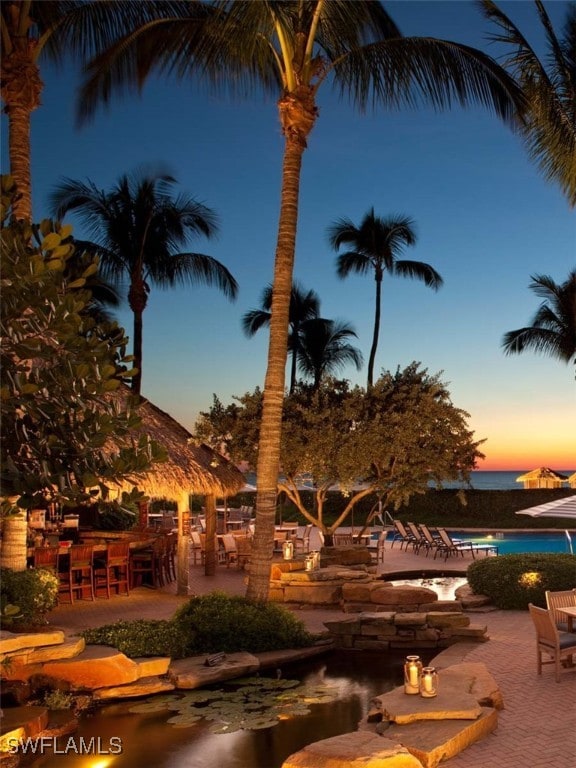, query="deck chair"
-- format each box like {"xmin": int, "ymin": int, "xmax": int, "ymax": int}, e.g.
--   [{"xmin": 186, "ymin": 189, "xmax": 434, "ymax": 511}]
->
[
  {"xmin": 528, "ymin": 603, "xmax": 576, "ymax": 682},
  {"xmin": 390, "ymin": 520, "xmax": 418, "ymax": 551},
  {"xmin": 333, "ymin": 532, "xmax": 354, "ymax": 546},
  {"xmin": 293, "ymin": 524, "xmax": 313, "ymax": 554},
  {"xmin": 368, "ymin": 531, "xmax": 386, "ymax": 563},
  {"xmin": 220, "ymin": 534, "xmax": 239, "ymax": 567},
  {"xmin": 406, "ymin": 522, "xmax": 431, "ymax": 555},
  {"xmin": 545, "ymin": 589, "xmax": 576, "ymax": 632},
  {"xmin": 435, "ymin": 528, "xmax": 474, "ymax": 560},
  {"xmin": 190, "ymin": 531, "xmax": 205, "ymax": 565}
]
